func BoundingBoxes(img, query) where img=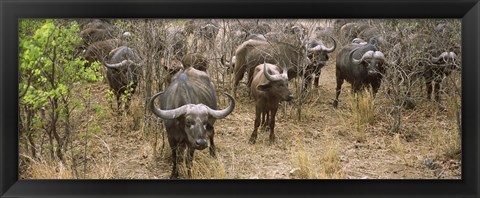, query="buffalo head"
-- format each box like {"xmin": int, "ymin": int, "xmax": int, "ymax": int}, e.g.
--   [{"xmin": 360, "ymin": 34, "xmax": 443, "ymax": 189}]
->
[
  {"xmin": 258, "ymin": 63, "xmax": 294, "ymax": 102},
  {"xmin": 305, "ymin": 36, "xmax": 336, "ymax": 67},
  {"xmin": 150, "ymin": 92, "xmax": 235, "ymax": 150},
  {"xmin": 351, "ymin": 49, "xmax": 385, "ymax": 76}
]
